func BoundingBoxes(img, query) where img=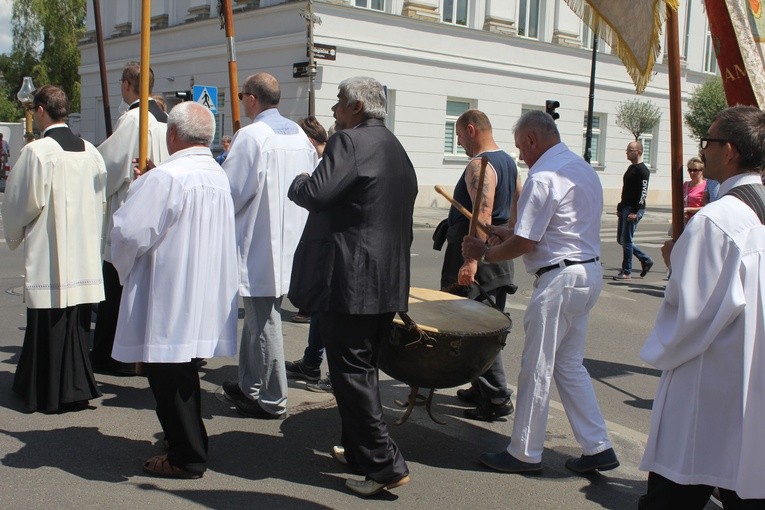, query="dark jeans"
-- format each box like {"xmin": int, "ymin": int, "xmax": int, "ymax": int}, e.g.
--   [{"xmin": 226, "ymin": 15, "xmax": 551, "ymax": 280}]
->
[
  {"xmin": 616, "ymin": 208, "xmax": 652, "ymax": 274},
  {"xmin": 302, "ymin": 314, "xmax": 324, "ymax": 368},
  {"xmin": 638, "ymin": 472, "xmax": 765, "ymax": 510},
  {"xmin": 471, "ymin": 289, "xmax": 512, "ymax": 401}
]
